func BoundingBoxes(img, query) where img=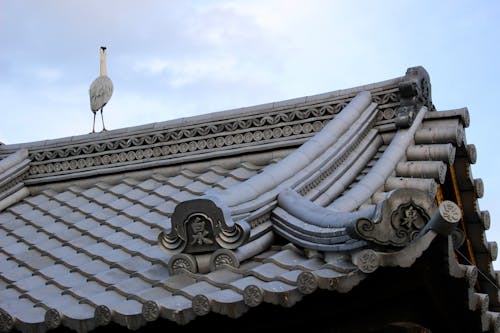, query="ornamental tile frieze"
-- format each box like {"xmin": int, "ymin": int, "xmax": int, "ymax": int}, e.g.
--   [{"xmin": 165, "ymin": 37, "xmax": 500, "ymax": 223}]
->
[{"xmin": 22, "ymin": 89, "xmax": 400, "ymax": 180}]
